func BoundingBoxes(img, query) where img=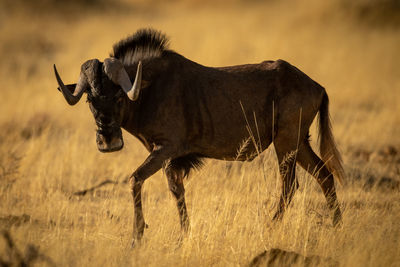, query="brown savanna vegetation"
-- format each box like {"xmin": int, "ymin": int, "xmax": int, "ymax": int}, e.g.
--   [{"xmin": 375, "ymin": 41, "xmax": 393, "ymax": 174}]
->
[{"xmin": 0, "ymin": 0, "xmax": 399, "ymax": 266}]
